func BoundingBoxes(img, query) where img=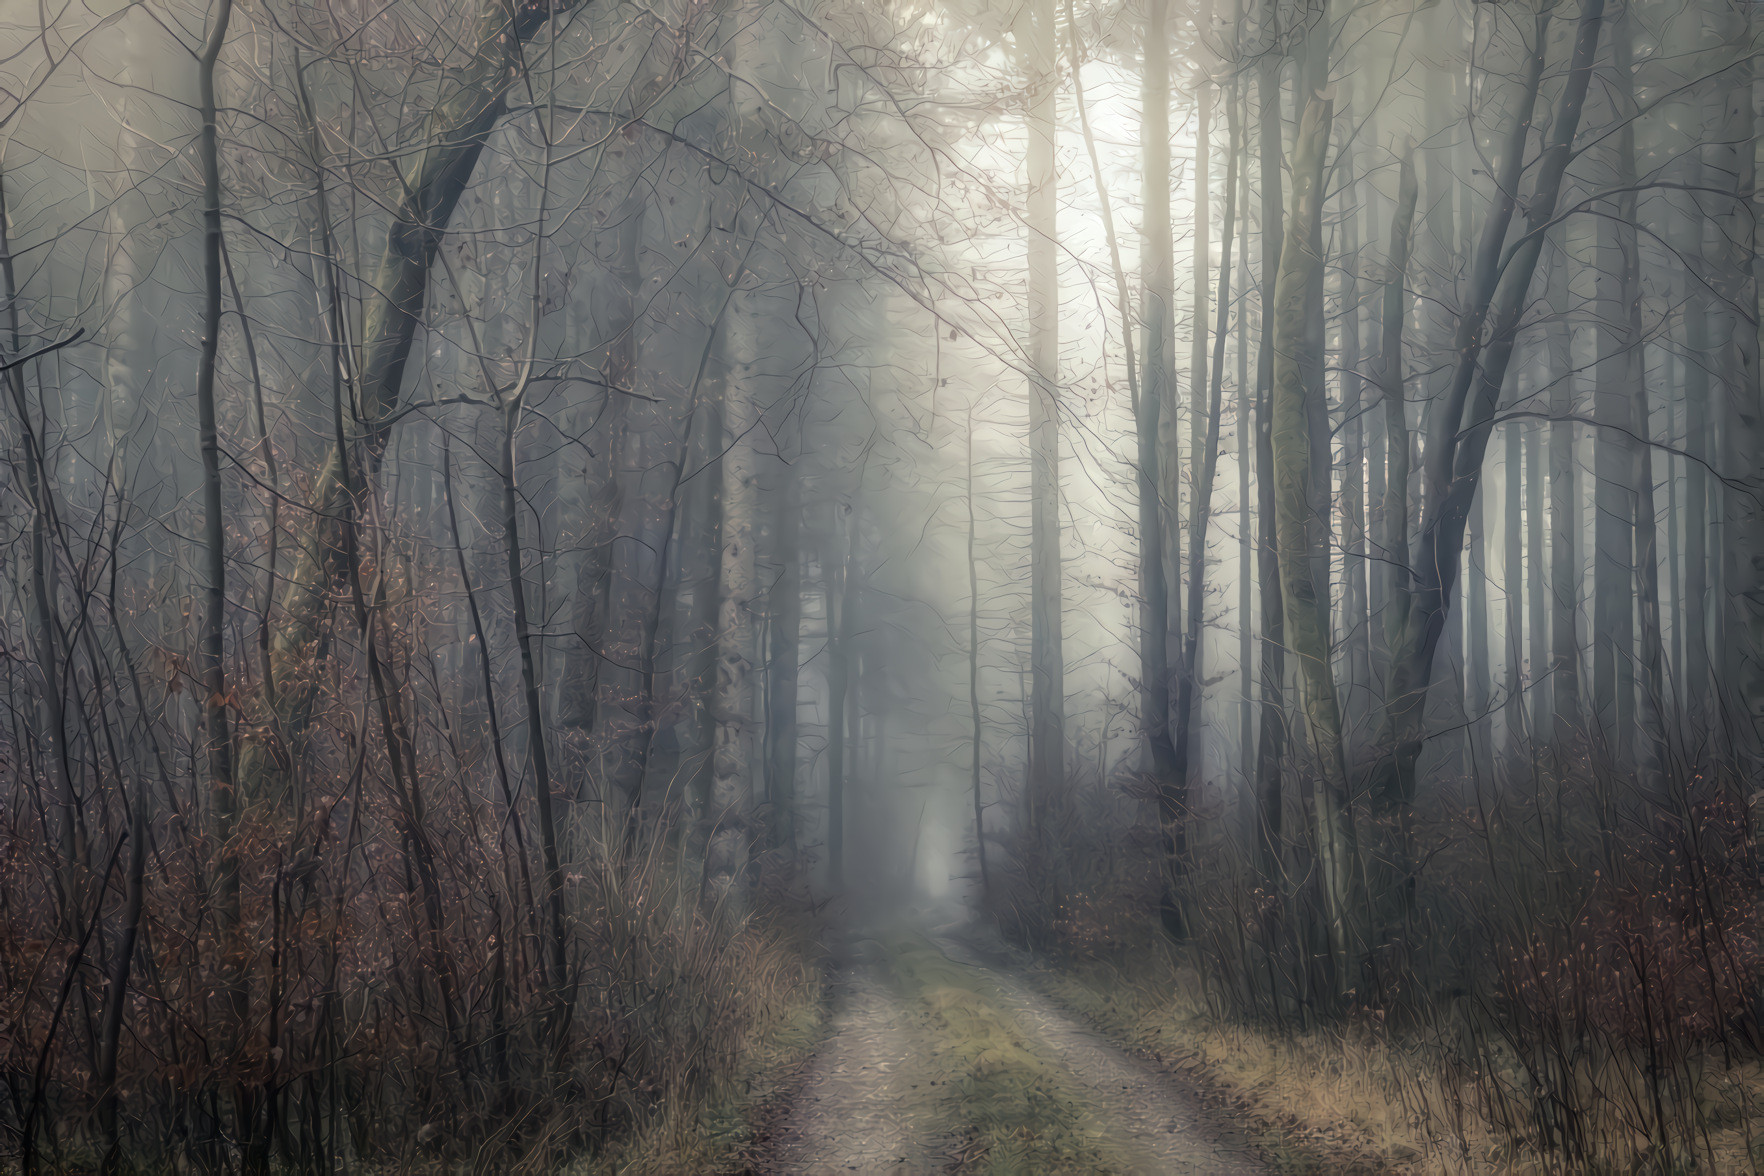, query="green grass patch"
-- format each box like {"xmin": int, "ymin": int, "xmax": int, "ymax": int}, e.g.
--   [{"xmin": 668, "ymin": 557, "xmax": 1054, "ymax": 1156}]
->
[{"xmin": 884, "ymin": 933, "xmax": 1114, "ymax": 1174}]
